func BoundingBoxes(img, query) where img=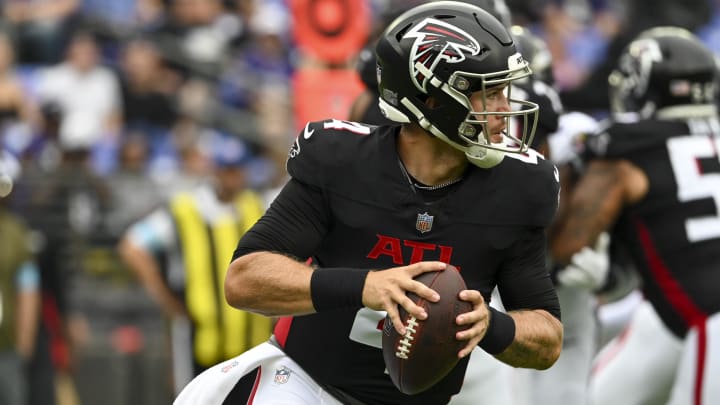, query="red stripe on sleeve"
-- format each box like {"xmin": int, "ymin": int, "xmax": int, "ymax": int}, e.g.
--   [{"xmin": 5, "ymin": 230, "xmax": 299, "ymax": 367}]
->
[{"xmin": 274, "ymin": 316, "xmax": 293, "ymax": 348}]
